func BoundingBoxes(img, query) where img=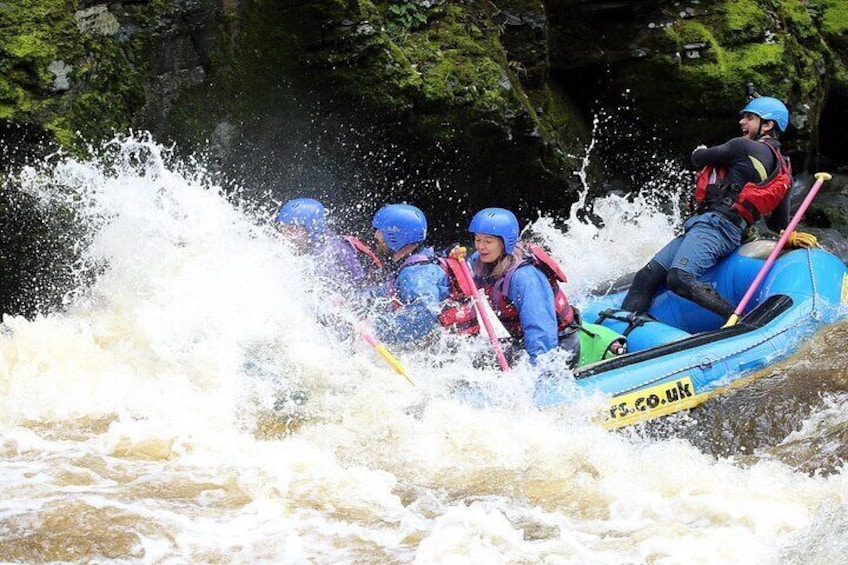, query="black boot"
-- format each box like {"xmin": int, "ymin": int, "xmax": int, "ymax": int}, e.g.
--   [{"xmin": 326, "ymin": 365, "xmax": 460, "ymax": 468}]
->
[
  {"xmin": 667, "ymin": 268, "xmax": 735, "ymax": 319},
  {"xmin": 622, "ymin": 260, "xmax": 668, "ymax": 313}
]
